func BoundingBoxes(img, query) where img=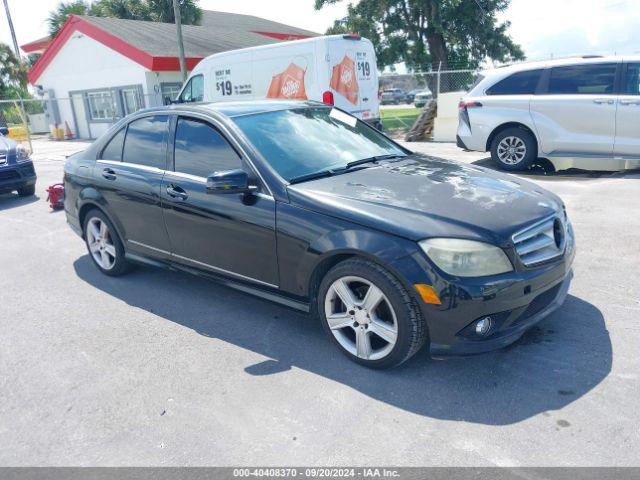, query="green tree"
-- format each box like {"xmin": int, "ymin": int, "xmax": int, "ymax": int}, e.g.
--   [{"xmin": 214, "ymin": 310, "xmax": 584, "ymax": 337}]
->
[
  {"xmin": 47, "ymin": 0, "xmax": 99, "ymax": 37},
  {"xmin": 316, "ymin": 0, "xmax": 524, "ymax": 72},
  {"xmin": 47, "ymin": 0, "xmax": 202, "ymax": 38},
  {"xmin": 146, "ymin": 0, "xmax": 202, "ymax": 24},
  {"xmin": 0, "ymin": 43, "xmax": 29, "ymax": 99}
]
